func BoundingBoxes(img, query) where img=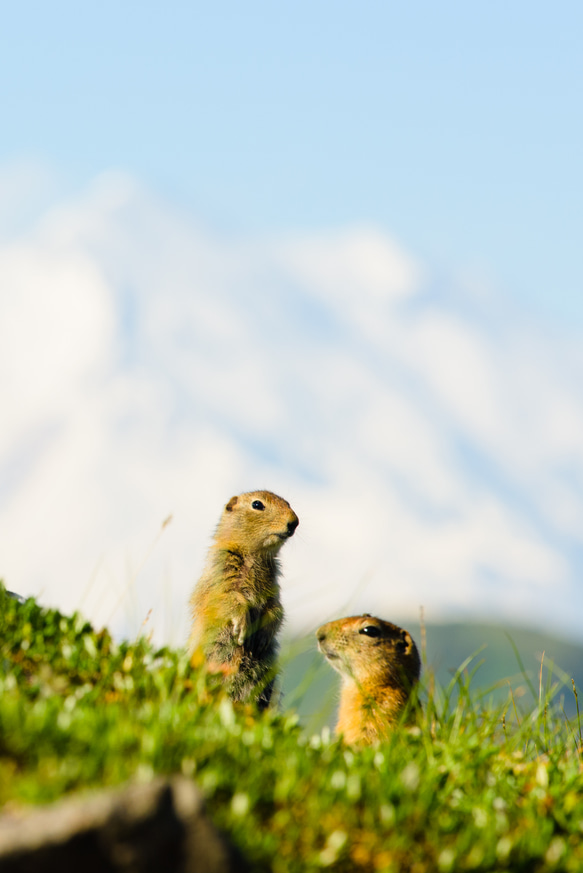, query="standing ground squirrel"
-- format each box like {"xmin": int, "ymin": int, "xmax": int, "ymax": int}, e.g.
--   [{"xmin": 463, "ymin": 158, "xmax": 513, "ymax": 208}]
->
[
  {"xmin": 188, "ymin": 490, "xmax": 299, "ymax": 709},
  {"xmin": 317, "ymin": 614, "xmax": 421, "ymax": 745}
]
